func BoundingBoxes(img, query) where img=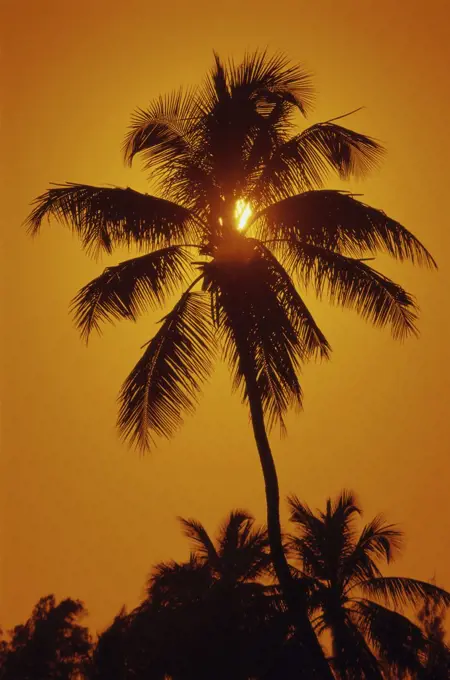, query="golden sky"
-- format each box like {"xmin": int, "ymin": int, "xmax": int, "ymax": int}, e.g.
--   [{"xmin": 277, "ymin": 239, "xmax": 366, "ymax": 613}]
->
[{"xmin": 1, "ymin": 0, "xmax": 449, "ymax": 633}]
